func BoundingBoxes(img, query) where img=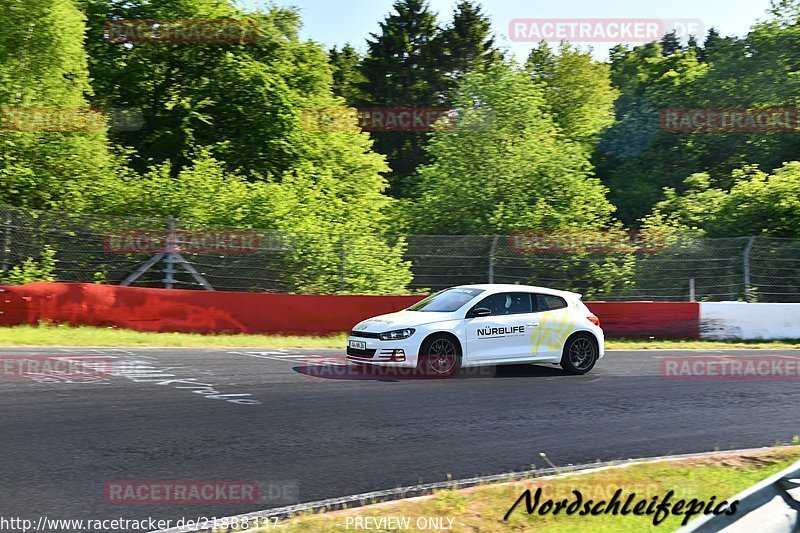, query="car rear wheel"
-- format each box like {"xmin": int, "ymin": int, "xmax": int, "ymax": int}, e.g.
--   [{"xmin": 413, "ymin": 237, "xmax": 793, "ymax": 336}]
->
[
  {"xmin": 418, "ymin": 334, "xmax": 461, "ymax": 378},
  {"xmin": 561, "ymin": 334, "xmax": 598, "ymax": 375}
]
